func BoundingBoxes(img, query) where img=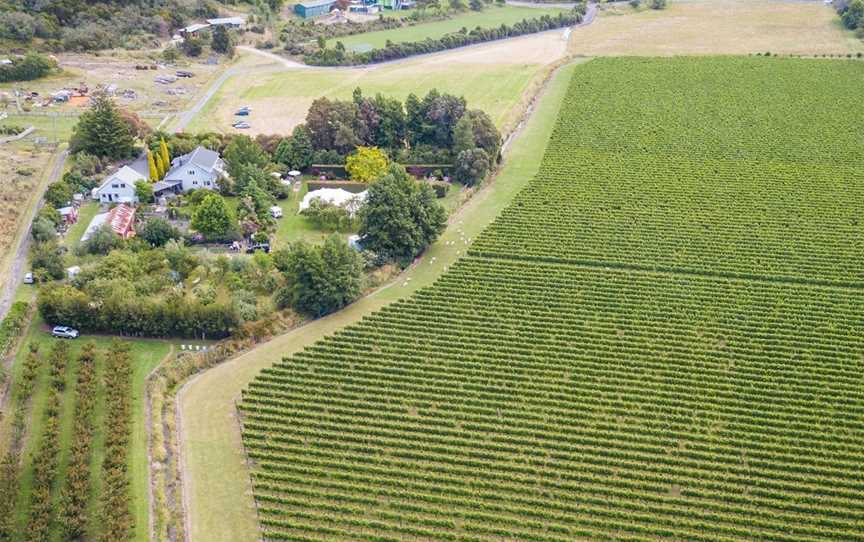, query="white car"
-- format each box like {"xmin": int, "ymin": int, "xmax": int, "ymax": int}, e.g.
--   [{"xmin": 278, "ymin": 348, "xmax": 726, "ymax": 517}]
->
[
  {"xmin": 23, "ymin": 272, "xmax": 34, "ymax": 284},
  {"xmin": 270, "ymin": 206, "xmax": 283, "ymax": 219},
  {"xmin": 232, "ymin": 121, "xmax": 251, "ymax": 129},
  {"xmin": 51, "ymin": 326, "xmax": 79, "ymax": 339}
]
